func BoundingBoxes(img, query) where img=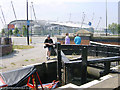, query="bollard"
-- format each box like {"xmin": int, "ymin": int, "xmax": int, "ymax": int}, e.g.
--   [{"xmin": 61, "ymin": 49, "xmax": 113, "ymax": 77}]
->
[
  {"xmin": 104, "ymin": 46, "xmax": 110, "ymax": 75},
  {"xmin": 57, "ymin": 42, "xmax": 62, "ymax": 81},
  {"xmin": 104, "ymin": 62, "xmax": 110, "ymax": 75},
  {"xmin": 81, "ymin": 46, "xmax": 88, "ymax": 85}
]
